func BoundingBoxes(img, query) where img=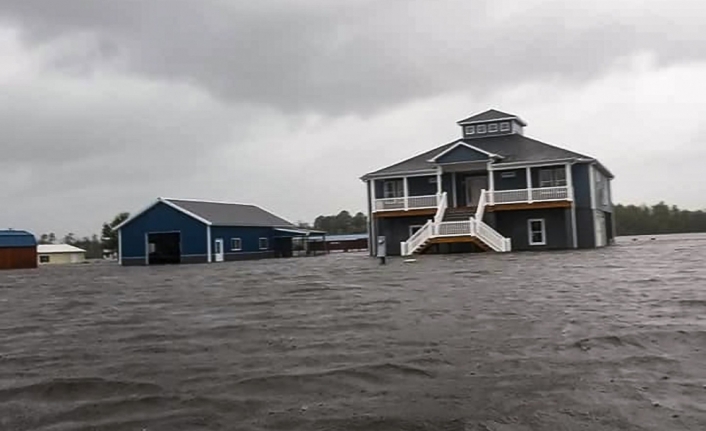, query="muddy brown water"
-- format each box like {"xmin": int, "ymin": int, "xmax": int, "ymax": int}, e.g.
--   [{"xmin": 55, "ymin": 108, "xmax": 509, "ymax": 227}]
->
[{"xmin": 1, "ymin": 234, "xmax": 705, "ymax": 430}]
